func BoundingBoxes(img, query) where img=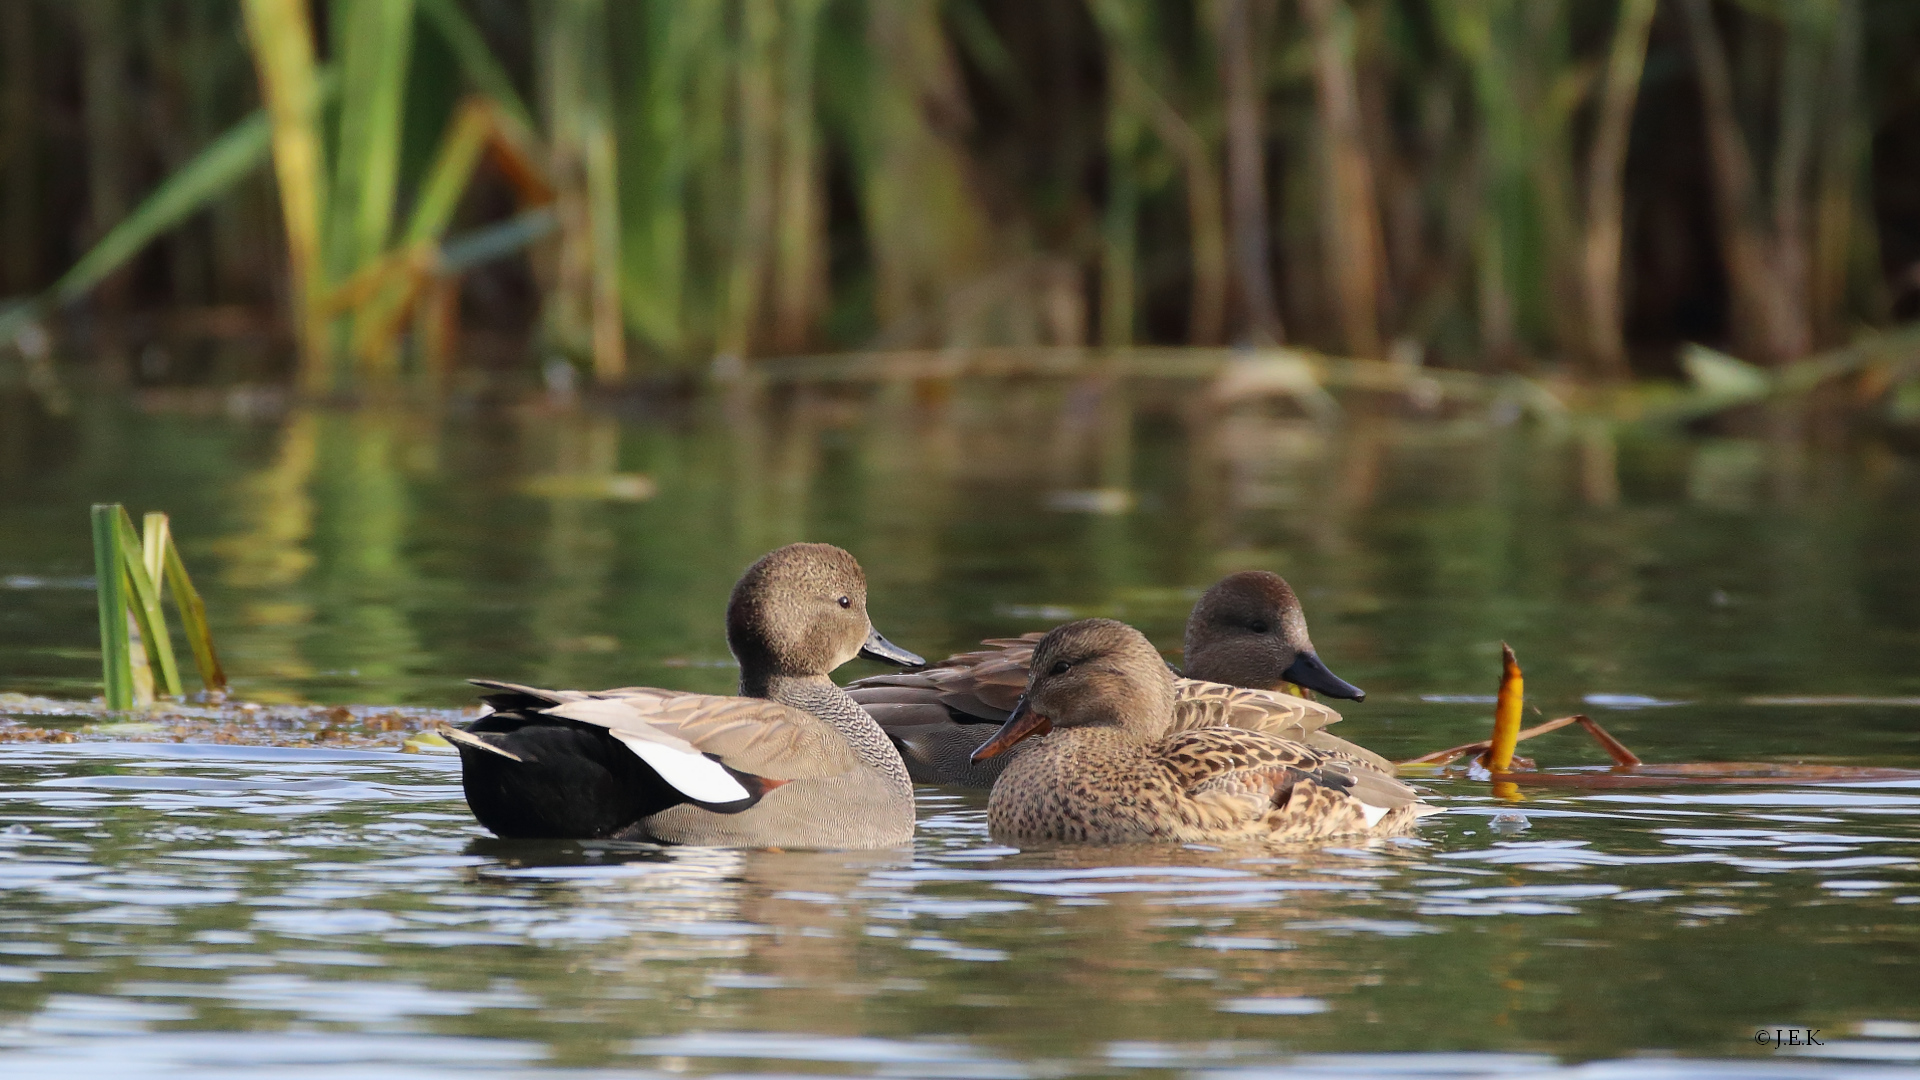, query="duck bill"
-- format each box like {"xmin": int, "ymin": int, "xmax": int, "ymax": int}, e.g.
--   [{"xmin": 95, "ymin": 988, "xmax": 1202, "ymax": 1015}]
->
[
  {"xmin": 858, "ymin": 627, "xmax": 924, "ymax": 667},
  {"xmin": 970, "ymin": 697, "xmax": 1053, "ymax": 762},
  {"xmin": 1281, "ymin": 651, "xmax": 1366, "ymax": 701}
]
